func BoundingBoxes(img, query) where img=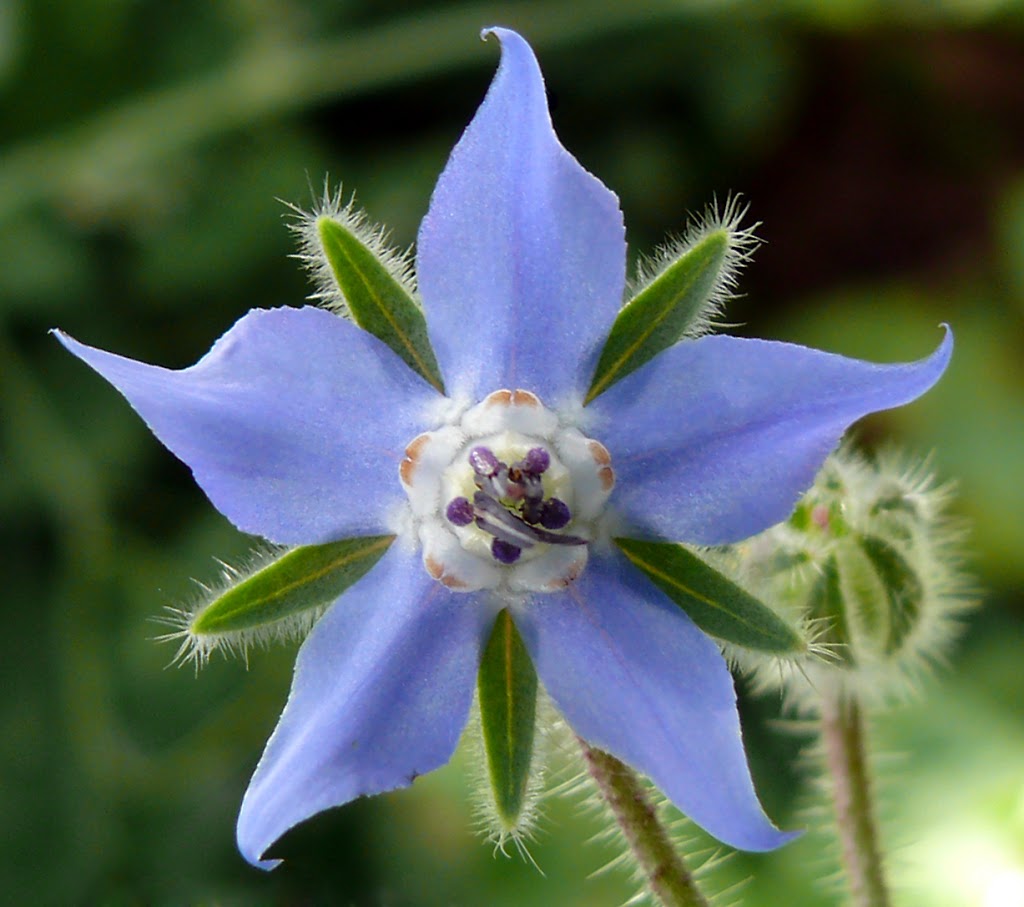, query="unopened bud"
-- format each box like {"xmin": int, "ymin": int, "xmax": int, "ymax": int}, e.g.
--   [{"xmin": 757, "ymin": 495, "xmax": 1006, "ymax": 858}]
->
[{"xmin": 724, "ymin": 446, "xmax": 973, "ymax": 706}]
